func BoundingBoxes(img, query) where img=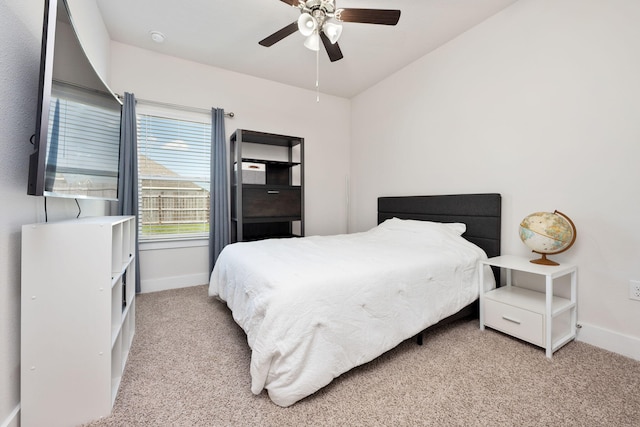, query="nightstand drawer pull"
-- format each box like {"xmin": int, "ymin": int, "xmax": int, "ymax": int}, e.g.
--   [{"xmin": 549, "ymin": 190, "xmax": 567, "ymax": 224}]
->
[
  {"xmin": 267, "ymin": 190, "xmax": 280, "ymax": 194},
  {"xmin": 502, "ymin": 315, "xmax": 521, "ymax": 325}
]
